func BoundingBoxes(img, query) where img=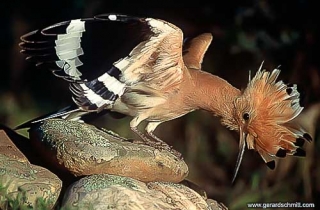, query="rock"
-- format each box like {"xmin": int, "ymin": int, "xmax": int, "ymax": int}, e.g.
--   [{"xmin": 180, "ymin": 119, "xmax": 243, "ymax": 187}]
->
[
  {"xmin": 0, "ymin": 130, "xmax": 62, "ymax": 209},
  {"xmin": 29, "ymin": 119, "xmax": 189, "ymax": 183},
  {"xmin": 62, "ymin": 174, "xmax": 225, "ymax": 210},
  {"xmin": 0, "ymin": 130, "xmax": 28, "ymax": 163},
  {"xmin": 206, "ymin": 199, "xmax": 229, "ymax": 210},
  {"xmin": 0, "ymin": 120, "xmax": 227, "ymax": 209}
]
